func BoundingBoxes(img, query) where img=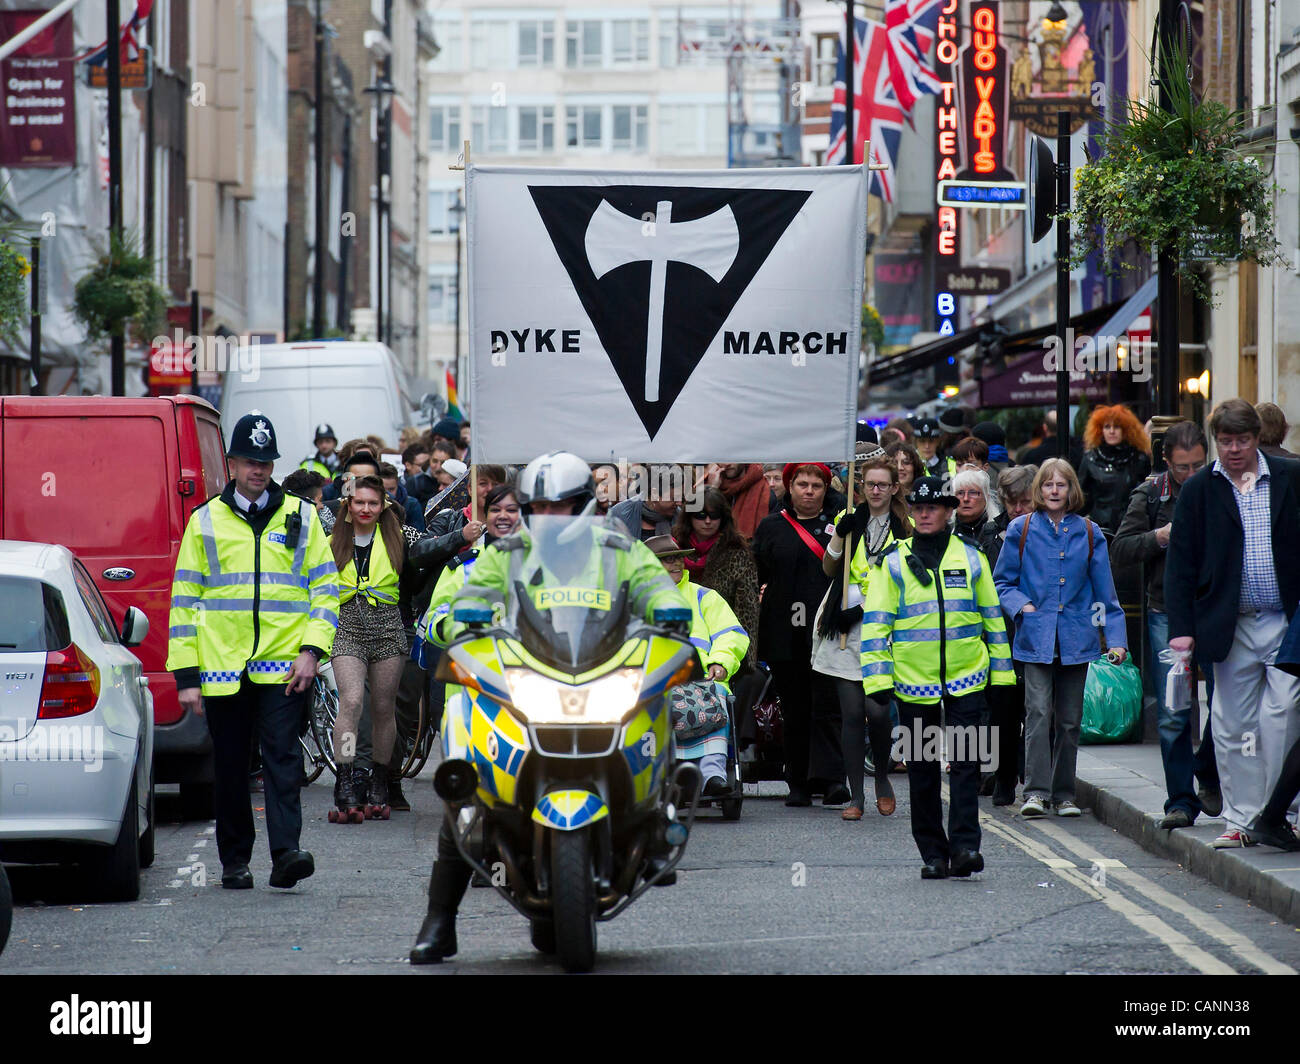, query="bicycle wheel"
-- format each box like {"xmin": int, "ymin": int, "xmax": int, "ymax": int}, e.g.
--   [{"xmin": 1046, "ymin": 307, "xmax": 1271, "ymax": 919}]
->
[
  {"xmin": 300, "ymin": 730, "xmax": 325, "ymax": 785},
  {"xmin": 310, "ymin": 676, "xmax": 339, "ymax": 777},
  {"xmin": 395, "ymin": 685, "xmax": 425, "ymax": 778}
]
